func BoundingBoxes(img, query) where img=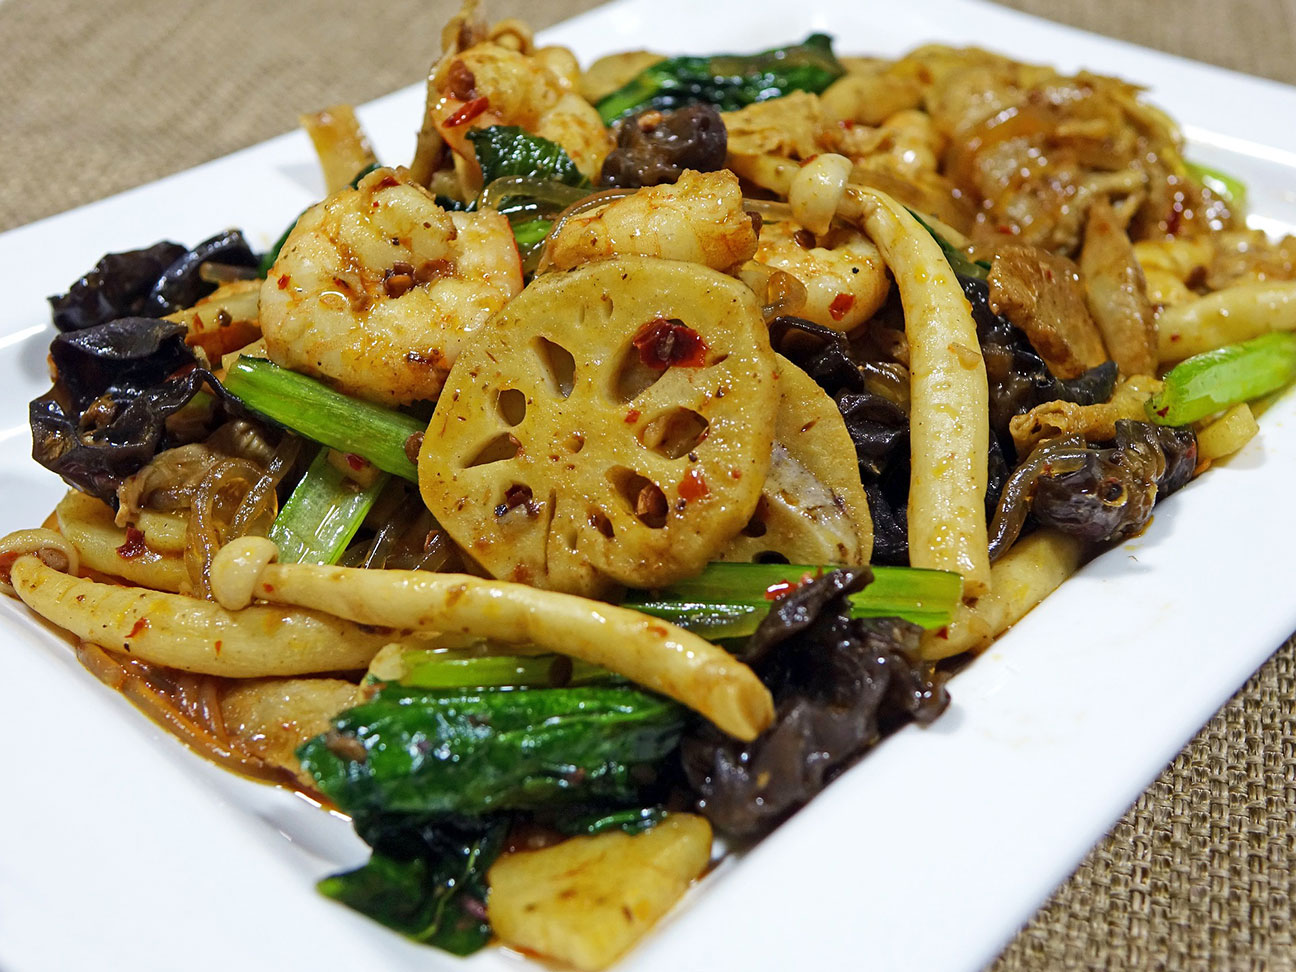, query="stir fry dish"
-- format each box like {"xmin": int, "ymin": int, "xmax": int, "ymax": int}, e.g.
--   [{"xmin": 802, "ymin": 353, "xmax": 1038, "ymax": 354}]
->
[{"xmin": 6, "ymin": 3, "xmax": 1296, "ymax": 967}]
